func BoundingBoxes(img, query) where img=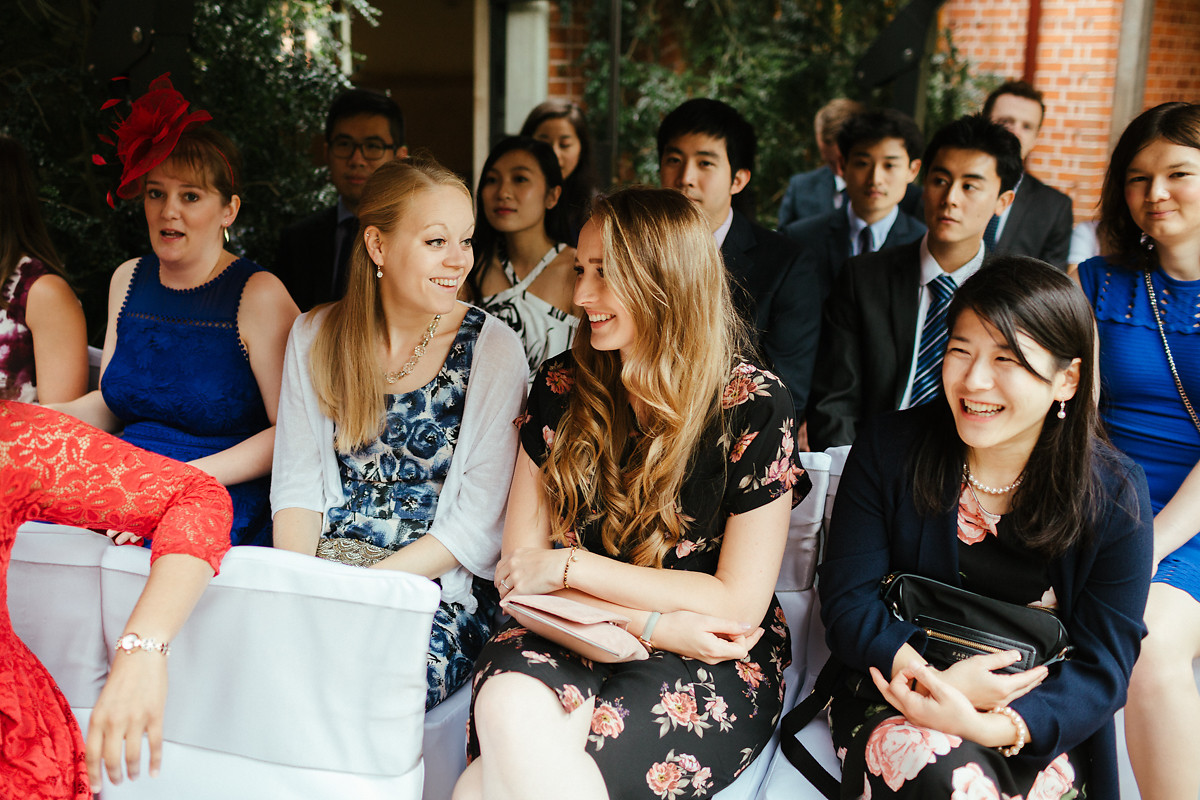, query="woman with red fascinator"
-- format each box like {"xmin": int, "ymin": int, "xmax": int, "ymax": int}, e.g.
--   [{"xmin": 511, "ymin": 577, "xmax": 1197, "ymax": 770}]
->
[{"xmin": 55, "ymin": 75, "xmax": 298, "ymax": 547}]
